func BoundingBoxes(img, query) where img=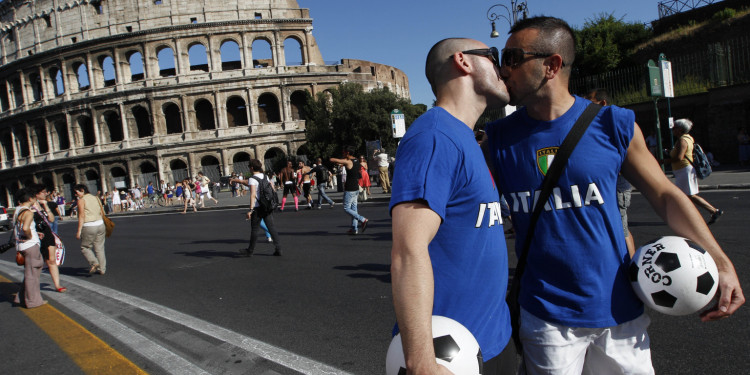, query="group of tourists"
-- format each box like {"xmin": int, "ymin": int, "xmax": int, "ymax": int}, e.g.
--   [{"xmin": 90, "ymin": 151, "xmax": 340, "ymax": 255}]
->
[{"xmin": 12, "ymin": 183, "xmax": 107, "ymax": 309}]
